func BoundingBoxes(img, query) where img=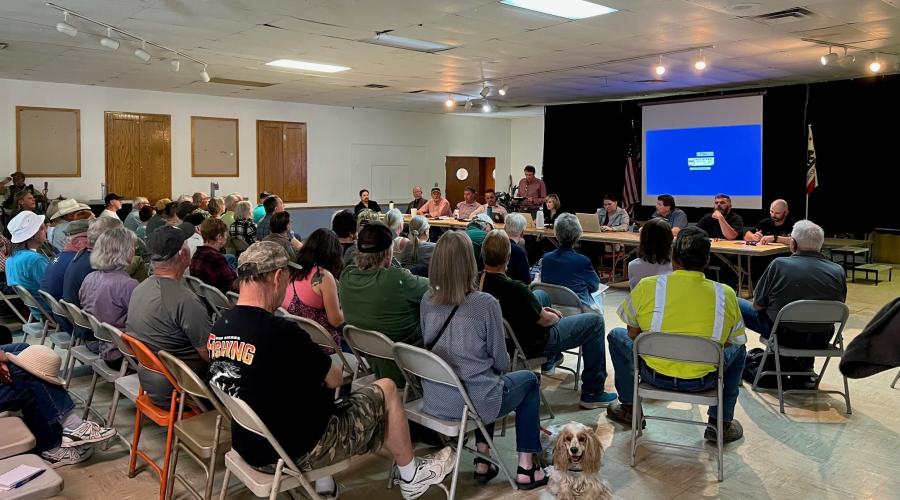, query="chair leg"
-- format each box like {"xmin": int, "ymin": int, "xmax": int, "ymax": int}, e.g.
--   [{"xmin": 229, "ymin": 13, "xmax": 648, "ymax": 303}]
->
[
  {"xmin": 81, "ymin": 371, "xmax": 100, "ymax": 420},
  {"xmin": 448, "ymin": 417, "xmax": 466, "ymax": 500},
  {"xmin": 160, "ymin": 396, "xmax": 179, "ymax": 500},
  {"xmin": 218, "ymin": 468, "xmax": 231, "ymax": 500},
  {"xmin": 716, "ymin": 384, "xmax": 724, "ymax": 482},
  {"xmin": 129, "ymin": 409, "xmax": 144, "ymax": 478},
  {"xmin": 842, "ymin": 374, "xmax": 852, "ymax": 415},
  {"xmin": 204, "ymin": 449, "xmax": 219, "ymax": 500},
  {"xmin": 538, "ymin": 384, "xmax": 555, "ymax": 419},
  {"xmin": 772, "ymin": 338, "xmax": 785, "ymax": 413},
  {"xmin": 892, "ymin": 370, "xmax": 900, "ymax": 389},
  {"xmin": 573, "ymin": 348, "xmax": 582, "ymax": 391},
  {"xmin": 269, "ymin": 460, "xmax": 284, "ymax": 500},
  {"xmin": 63, "ymin": 339, "xmax": 81, "ymax": 389},
  {"xmin": 630, "ymin": 396, "xmax": 639, "ymax": 467}
]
